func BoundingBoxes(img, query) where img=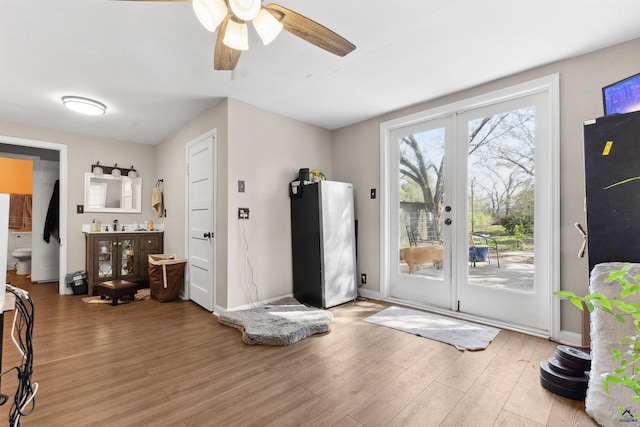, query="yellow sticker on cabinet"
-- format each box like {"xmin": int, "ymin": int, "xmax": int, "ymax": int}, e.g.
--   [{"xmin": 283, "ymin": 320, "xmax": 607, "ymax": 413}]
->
[{"xmin": 603, "ymin": 140, "xmax": 613, "ymax": 155}]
